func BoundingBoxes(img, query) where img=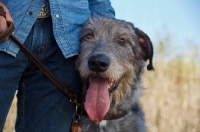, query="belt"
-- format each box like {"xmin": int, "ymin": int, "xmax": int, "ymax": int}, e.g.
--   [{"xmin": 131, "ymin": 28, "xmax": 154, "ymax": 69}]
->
[{"xmin": 38, "ymin": 1, "xmax": 51, "ymax": 18}]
